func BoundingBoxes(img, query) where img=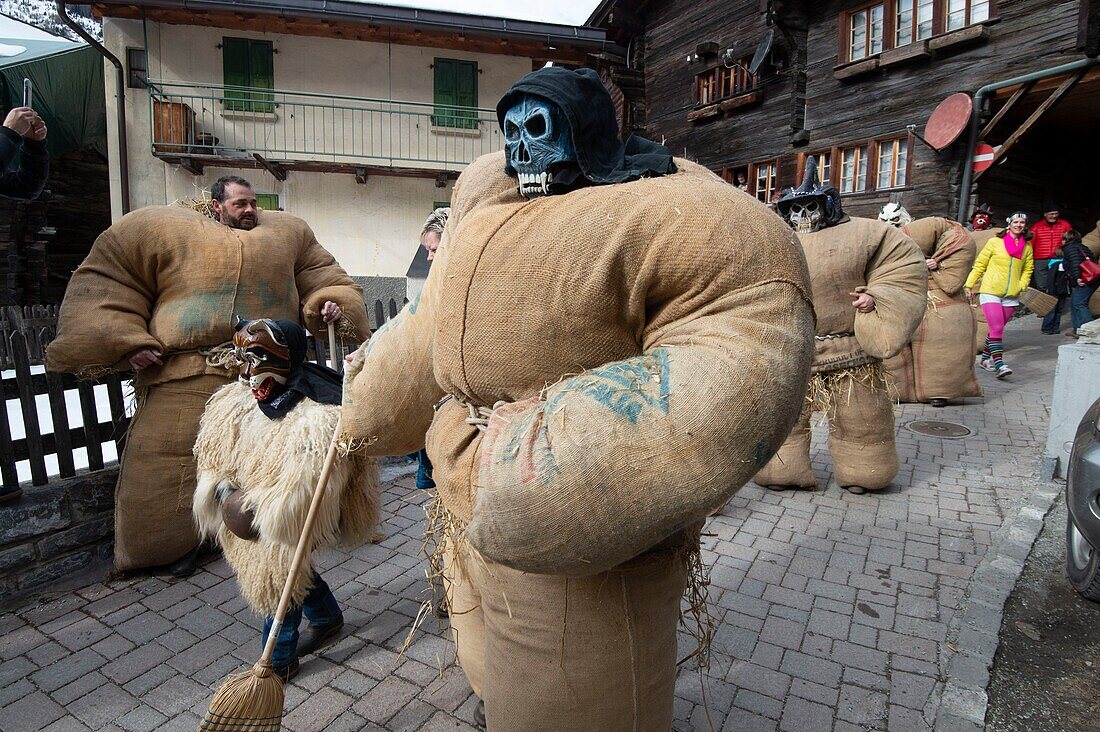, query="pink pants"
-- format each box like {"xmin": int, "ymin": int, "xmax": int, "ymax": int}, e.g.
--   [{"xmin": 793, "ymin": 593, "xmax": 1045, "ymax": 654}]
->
[{"xmin": 981, "ymin": 301, "xmax": 1016, "ymax": 339}]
